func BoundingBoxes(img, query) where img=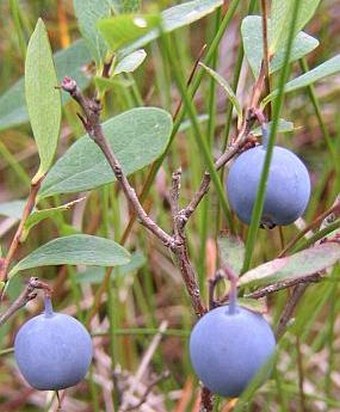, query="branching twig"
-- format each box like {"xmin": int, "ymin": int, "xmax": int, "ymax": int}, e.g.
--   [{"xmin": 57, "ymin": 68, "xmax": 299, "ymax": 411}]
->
[
  {"xmin": 170, "ymin": 173, "xmax": 208, "ymax": 316},
  {"xmin": 178, "ymin": 171, "xmax": 211, "ymax": 230},
  {"xmin": 62, "ymin": 77, "xmax": 175, "ymax": 250},
  {"xmin": 178, "ymin": 111, "xmax": 257, "ymax": 230},
  {"xmin": 119, "ymin": 44, "xmax": 207, "ymax": 246},
  {"xmin": 61, "ymin": 32, "xmax": 277, "ymax": 409},
  {"xmin": 0, "ymin": 277, "xmax": 52, "ymax": 327},
  {"xmin": 170, "ymin": 168, "xmax": 182, "ymax": 238},
  {"xmin": 61, "ymin": 77, "xmax": 207, "ymax": 317}
]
